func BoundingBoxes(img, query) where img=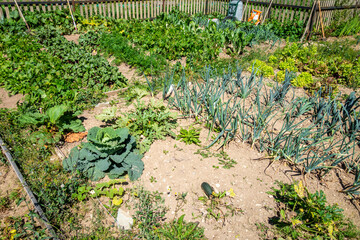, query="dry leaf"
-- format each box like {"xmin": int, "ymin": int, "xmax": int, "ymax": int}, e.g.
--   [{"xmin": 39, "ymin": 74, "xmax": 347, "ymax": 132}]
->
[{"xmin": 64, "ymin": 132, "xmax": 87, "ymax": 143}]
